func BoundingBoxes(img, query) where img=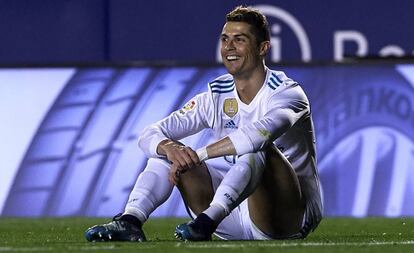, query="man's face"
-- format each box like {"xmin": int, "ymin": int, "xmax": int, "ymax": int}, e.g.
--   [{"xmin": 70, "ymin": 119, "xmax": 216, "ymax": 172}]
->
[{"xmin": 220, "ymin": 21, "xmax": 266, "ymax": 78}]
